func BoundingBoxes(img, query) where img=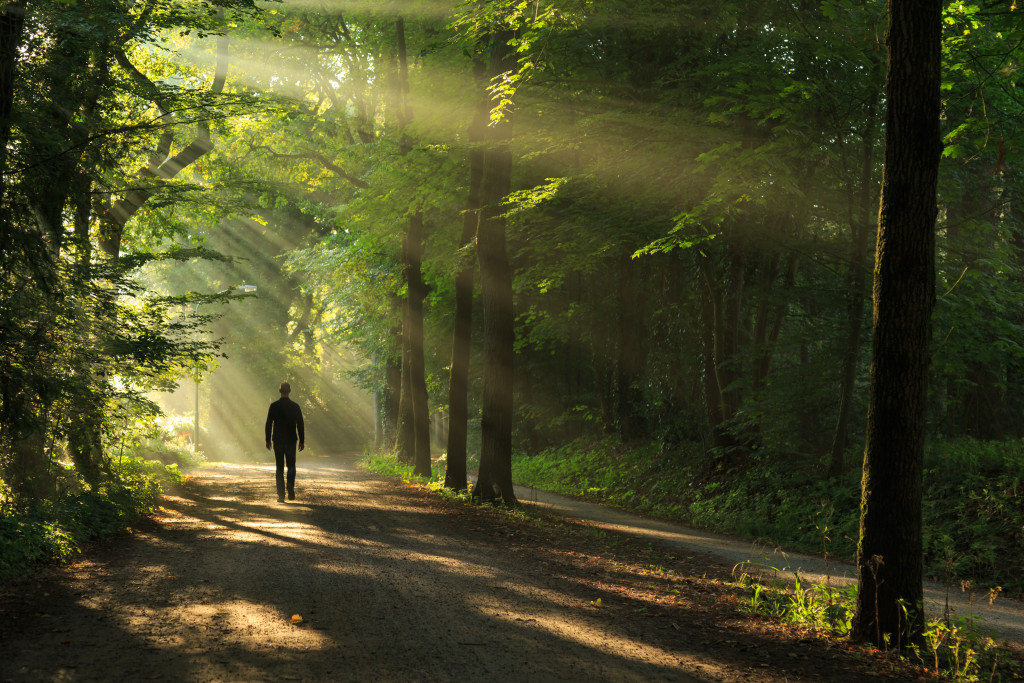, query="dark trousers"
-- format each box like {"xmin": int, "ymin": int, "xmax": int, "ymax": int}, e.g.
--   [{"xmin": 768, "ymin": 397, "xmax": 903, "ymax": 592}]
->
[{"xmin": 273, "ymin": 440, "xmax": 297, "ymax": 497}]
